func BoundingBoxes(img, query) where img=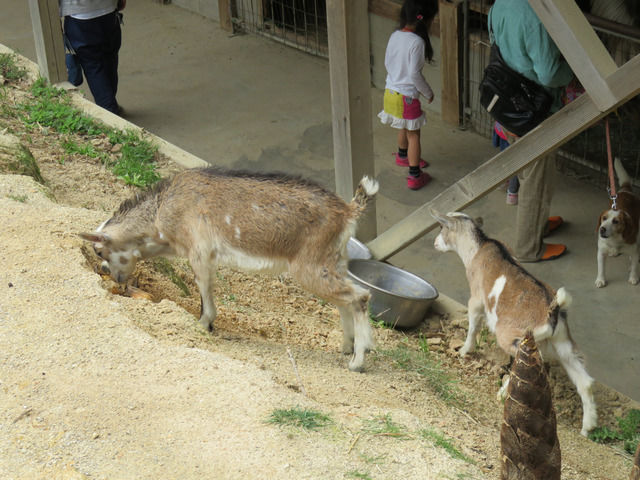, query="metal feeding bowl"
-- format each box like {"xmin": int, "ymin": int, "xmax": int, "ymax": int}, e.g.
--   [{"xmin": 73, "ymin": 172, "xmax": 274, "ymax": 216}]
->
[
  {"xmin": 347, "ymin": 259, "xmax": 439, "ymax": 329},
  {"xmin": 347, "ymin": 237, "xmax": 372, "ymax": 260}
]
